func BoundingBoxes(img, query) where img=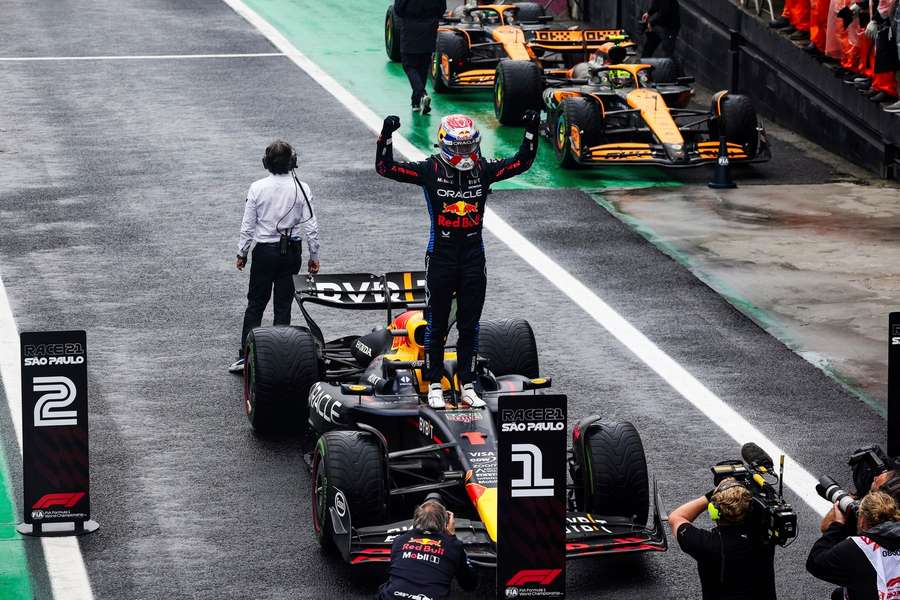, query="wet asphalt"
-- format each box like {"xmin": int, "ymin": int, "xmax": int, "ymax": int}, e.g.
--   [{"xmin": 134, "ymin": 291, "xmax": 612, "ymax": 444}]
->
[{"xmin": 0, "ymin": 0, "xmax": 888, "ymax": 598}]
